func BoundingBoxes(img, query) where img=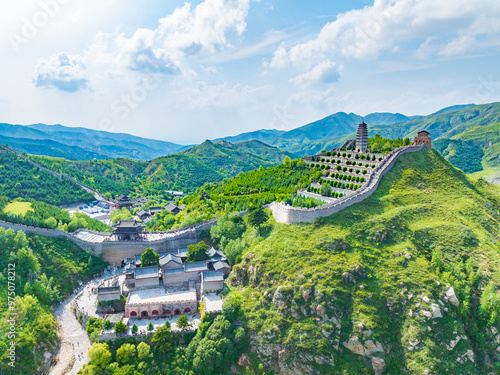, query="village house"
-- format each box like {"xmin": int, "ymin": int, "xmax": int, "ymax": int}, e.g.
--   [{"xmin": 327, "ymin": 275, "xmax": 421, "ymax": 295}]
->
[
  {"xmin": 134, "ymin": 266, "xmax": 160, "ymax": 289},
  {"xmin": 97, "ymin": 286, "xmax": 121, "ymax": 302},
  {"xmin": 201, "ymin": 271, "xmax": 224, "ymax": 293}
]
